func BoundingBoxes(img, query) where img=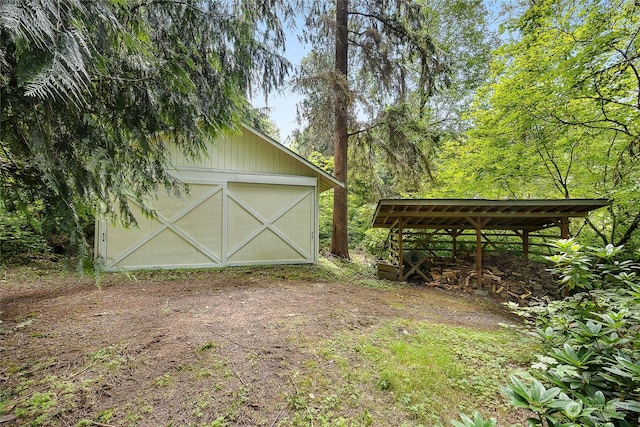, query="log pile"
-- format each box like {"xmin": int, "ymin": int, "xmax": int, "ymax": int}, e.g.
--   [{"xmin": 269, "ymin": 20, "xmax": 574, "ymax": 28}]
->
[{"xmin": 405, "ymin": 254, "xmax": 560, "ymax": 304}]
